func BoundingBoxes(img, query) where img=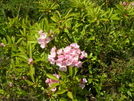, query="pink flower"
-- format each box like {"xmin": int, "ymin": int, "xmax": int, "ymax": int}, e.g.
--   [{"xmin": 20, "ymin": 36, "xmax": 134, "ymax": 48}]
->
[
  {"xmin": 37, "ymin": 37, "xmax": 51, "ymax": 49},
  {"xmin": 122, "ymin": 2, "xmax": 127, "ymax": 6},
  {"xmin": 37, "ymin": 30, "xmax": 51, "ymax": 49},
  {"xmin": 79, "ymin": 78, "xmax": 87, "ymax": 89},
  {"xmin": 80, "ymin": 51, "xmax": 87, "ymax": 59},
  {"xmin": 45, "ymin": 74, "xmax": 60, "ymax": 91},
  {"xmin": 57, "ymin": 55, "xmax": 64, "ymax": 61},
  {"xmin": 131, "ymin": 2, "xmax": 134, "ymax": 6},
  {"xmin": 56, "ymin": 60, "xmax": 63, "ymax": 67},
  {"xmin": 28, "ymin": 58, "xmax": 33, "ymax": 63},
  {"xmin": 38, "ymin": 30, "xmax": 47, "ymax": 37},
  {"xmin": 64, "ymin": 46, "xmax": 71, "ymax": 53},
  {"xmin": 48, "ymin": 57, "xmax": 55, "ymax": 64},
  {"xmin": 70, "ymin": 43, "xmax": 80, "ymax": 49},
  {"xmin": 48, "ymin": 43, "xmax": 87, "ymax": 71},
  {"xmin": 64, "ymin": 53, "xmax": 71, "ymax": 59},
  {"xmin": 48, "ymin": 47, "xmax": 57, "ymax": 64},
  {"xmin": 65, "ymin": 58, "xmax": 74, "ymax": 66},
  {"xmin": 75, "ymin": 61, "xmax": 82, "ymax": 68},
  {"xmin": 59, "ymin": 66, "xmax": 67, "ymax": 71},
  {"xmin": 22, "ymin": 76, "xmax": 26, "ymax": 80},
  {"xmin": 0, "ymin": 43, "xmax": 5, "ymax": 47},
  {"xmin": 57, "ymin": 49, "xmax": 63, "ymax": 54},
  {"xmin": 49, "ymin": 46, "xmax": 57, "ymax": 58}
]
